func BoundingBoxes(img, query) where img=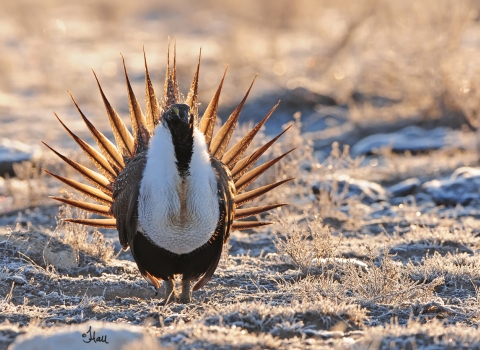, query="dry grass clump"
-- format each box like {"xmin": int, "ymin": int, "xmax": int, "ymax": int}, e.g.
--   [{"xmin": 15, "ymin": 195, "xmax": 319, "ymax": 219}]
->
[
  {"xmin": 359, "ymin": 318, "xmax": 480, "ymax": 350},
  {"xmin": 204, "ymin": 298, "xmax": 365, "ymax": 336},
  {"xmin": 274, "ymin": 211, "xmax": 448, "ymax": 318},
  {"xmin": 310, "ymin": 143, "xmax": 371, "ymax": 228},
  {"xmin": 387, "ymin": 224, "xmax": 480, "ymax": 262},
  {"xmin": 2, "ymin": 151, "xmax": 81, "ymax": 213},
  {"xmin": 275, "ymin": 216, "xmax": 340, "ymax": 275},
  {"xmin": 54, "ymin": 200, "xmax": 115, "ymax": 263},
  {"xmin": 156, "ymin": 298, "xmax": 365, "ymax": 349},
  {"xmin": 4, "ymin": 160, "xmax": 48, "ymax": 209},
  {"xmin": 342, "ymin": 249, "xmax": 444, "ymax": 306},
  {"xmin": 407, "ymin": 252, "xmax": 480, "ymax": 288},
  {"xmin": 160, "ymin": 322, "xmax": 282, "ymax": 350}
]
